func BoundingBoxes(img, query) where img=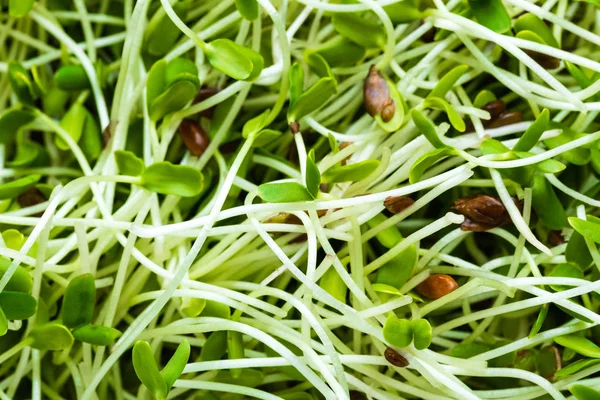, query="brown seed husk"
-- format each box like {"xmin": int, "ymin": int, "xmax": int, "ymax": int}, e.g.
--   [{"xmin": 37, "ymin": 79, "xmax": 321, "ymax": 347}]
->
[
  {"xmin": 364, "ymin": 65, "xmax": 395, "ymax": 121},
  {"xmin": 179, "ymin": 119, "xmax": 210, "ymax": 157},
  {"xmin": 416, "ymin": 274, "xmax": 459, "ymax": 299},
  {"xmin": 384, "ymin": 196, "xmax": 415, "ymax": 214},
  {"xmin": 384, "ymin": 347, "xmax": 409, "ymax": 367},
  {"xmin": 486, "ymin": 111, "xmax": 523, "ymax": 129}
]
